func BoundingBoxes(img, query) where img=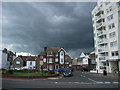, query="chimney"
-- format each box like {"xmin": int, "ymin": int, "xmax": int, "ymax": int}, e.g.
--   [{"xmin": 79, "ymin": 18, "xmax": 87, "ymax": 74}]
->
[
  {"xmin": 44, "ymin": 45, "xmax": 47, "ymax": 51},
  {"xmin": 3, "ymin": 48, "xmax": 7, "ymax": 53}
]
